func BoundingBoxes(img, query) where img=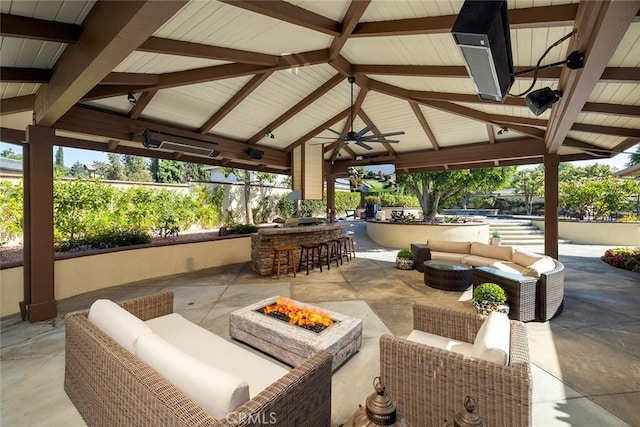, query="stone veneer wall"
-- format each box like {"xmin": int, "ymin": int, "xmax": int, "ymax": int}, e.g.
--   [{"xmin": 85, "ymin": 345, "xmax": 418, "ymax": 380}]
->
[{"xmin": 252, "ymin": 225, "xmax": 343, "ymax": 275}]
